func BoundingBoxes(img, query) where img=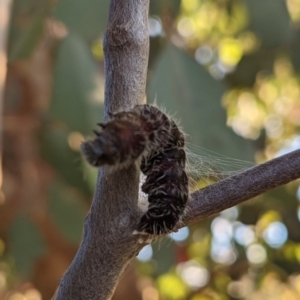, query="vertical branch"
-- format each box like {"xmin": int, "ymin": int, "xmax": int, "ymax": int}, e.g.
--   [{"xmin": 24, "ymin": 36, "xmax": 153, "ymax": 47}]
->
[
  {"xmin": 54, "ymin": 1, "xmax": 150, "ymax": 299},
  {"xmin": 104, "ymin": 0, "xmax": 149, "ymax": 116}
]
